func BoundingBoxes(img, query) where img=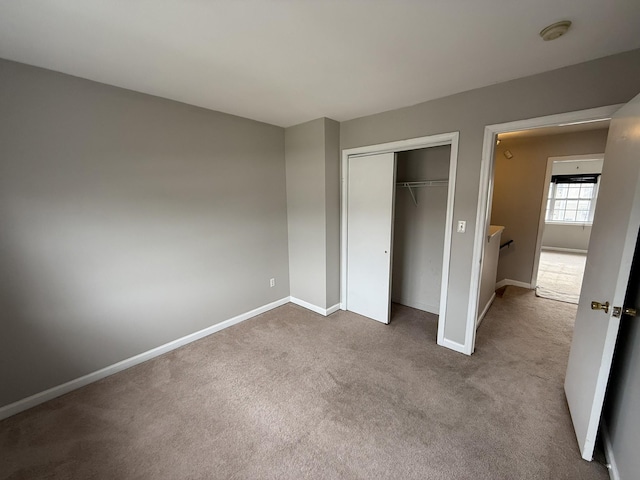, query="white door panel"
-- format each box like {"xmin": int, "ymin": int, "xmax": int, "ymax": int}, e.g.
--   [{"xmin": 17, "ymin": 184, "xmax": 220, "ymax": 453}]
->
[
  {"xmin": 565, "ymin": 93, "xmax": 640, "ymax": 460},
  {"xmin": 346, "ymin": 152, "xmax": 396, "ymax": 324}
]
